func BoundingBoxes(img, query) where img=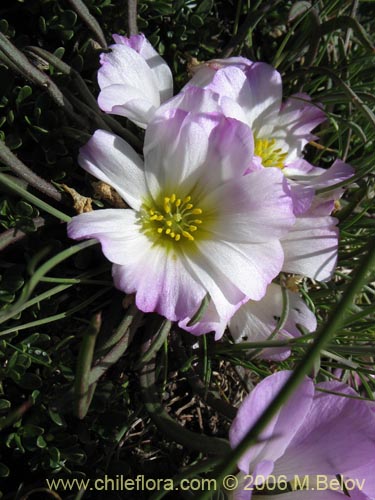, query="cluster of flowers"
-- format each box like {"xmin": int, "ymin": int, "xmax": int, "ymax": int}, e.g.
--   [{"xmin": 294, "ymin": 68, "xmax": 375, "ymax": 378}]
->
[{"xmin": 67, "ymin": 35, "xmax": 375, "ymax": 498}]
